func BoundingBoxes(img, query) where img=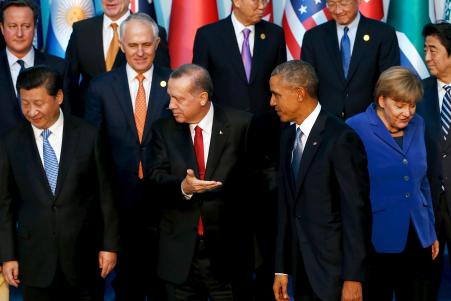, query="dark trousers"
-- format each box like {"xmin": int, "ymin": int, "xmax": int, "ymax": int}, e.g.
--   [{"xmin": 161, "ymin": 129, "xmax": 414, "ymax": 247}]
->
[
  {"xmin": 23, "ymin": 264, "xmax": 100, "ymax": 301},
  {"xmin": 294, "ymin": 251, "xmax": 329, "ymax": 301},
  {"xmin": 365, "ymin": 223, "xmax": 433, "ymax": 301},
  {"xmin": 166, "ymin": 237, "xmax": 233, "ymax": 301}
]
